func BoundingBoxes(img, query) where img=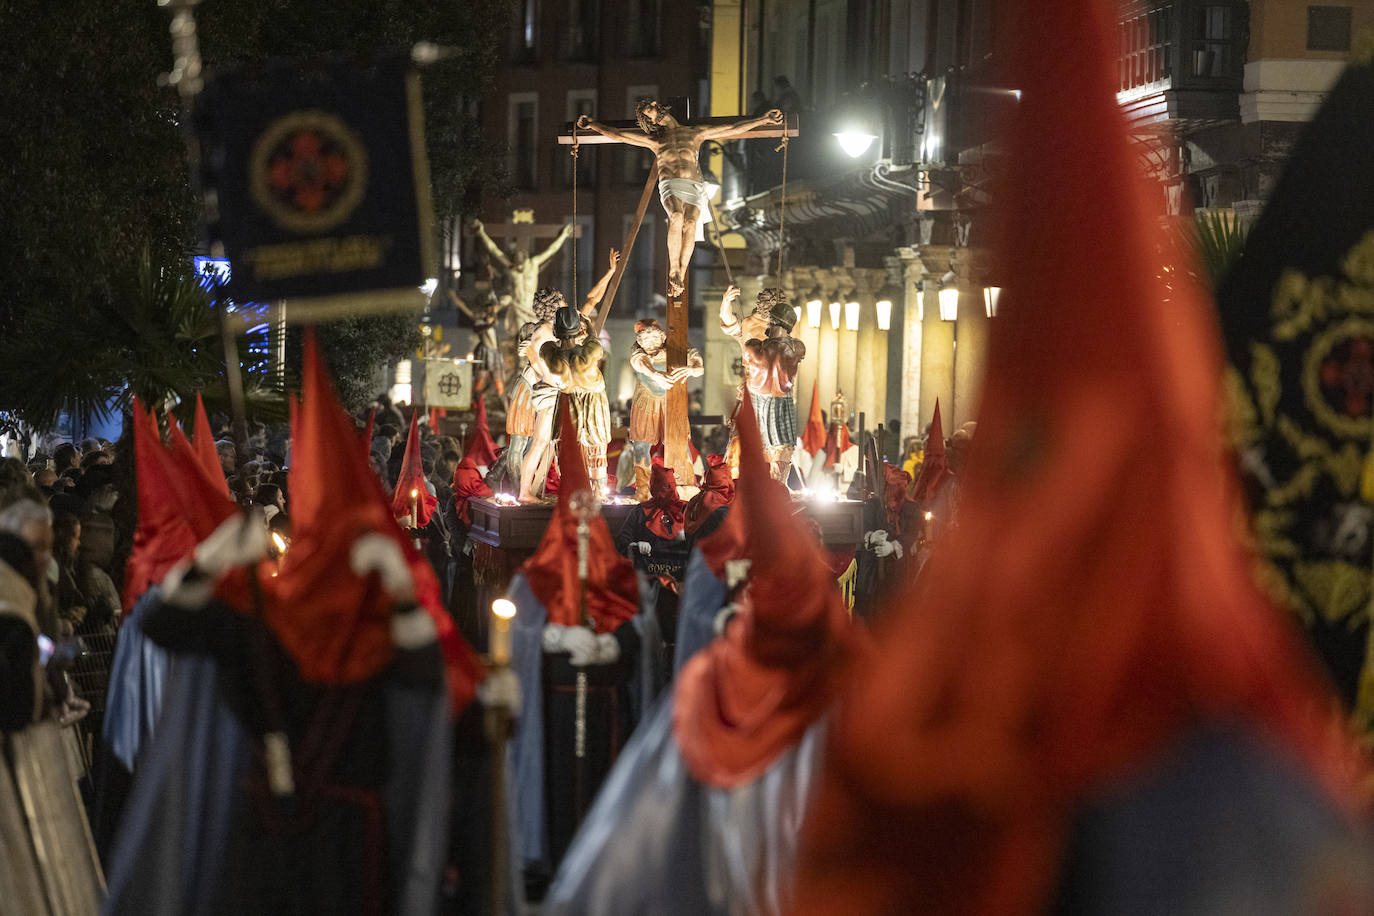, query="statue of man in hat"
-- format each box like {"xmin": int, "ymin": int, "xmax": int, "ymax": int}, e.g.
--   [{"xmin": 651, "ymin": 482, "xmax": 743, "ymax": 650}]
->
[{"xmin": 721, "ymin": 285, "xmax": 805, "ymax": 481}]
